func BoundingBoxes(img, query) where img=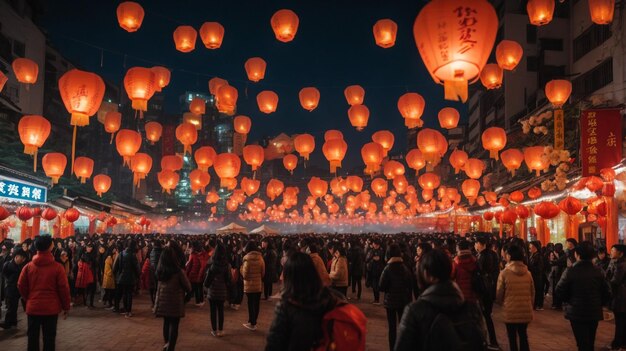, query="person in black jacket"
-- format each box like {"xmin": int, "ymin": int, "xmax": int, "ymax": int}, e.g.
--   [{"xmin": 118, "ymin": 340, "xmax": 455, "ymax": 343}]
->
[
  {"xmin": 113, "ymin": 239, "xmax": 140, "ymax": 317},
  {"xmin": 555, "ymin": 241, "xmax": 611, "ymax": 351},
  {"xmin": 606, "ymin": 244, "xmax": 626, "ymax": 350},
  {"xmin": 265, "ymin": 251, "xmax": 345, "ymax": 351},
  {"xmin": 379, "ymin": 244, "xmax": 412, "ymax": 351},
  {"xmin": 149, "ymin": 240, "xmax": 163, "ymax": 305},
  {"xmin": 204, "ymin": 243, "xmax": 231, "ymax": 337},
  {"xmin": 528, "ymin": 241, "xmax": 545, "ymax": 310},
  {"xmin": 366, "ymin": 240, "xmax": 385, "ymax": 305},
  {"xmin": 261, "ymin": 239, "xmax": 278, "ymax": 300},
  {"xmin": 0, "ymin": 248, "xmax": 27, "ymax": 329},
  {"xmin": 475, "ymin": 236, "xmax": 500, "ymax": 350},
  {"xmin": 348, "ymin": 240, "xmax": 365, "ymax": 300},
  {"xmin": 549, "ymin": 243, "xmax": 567, "ymax": 309}
]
